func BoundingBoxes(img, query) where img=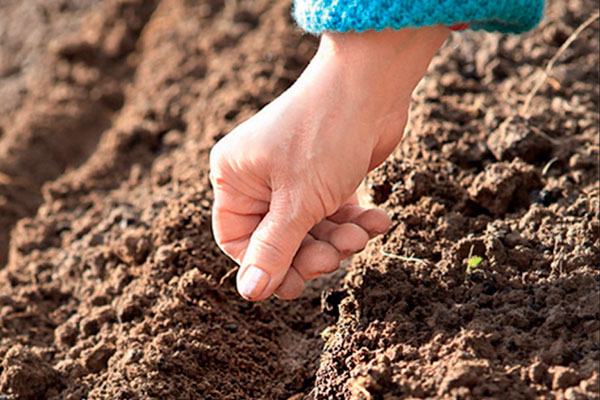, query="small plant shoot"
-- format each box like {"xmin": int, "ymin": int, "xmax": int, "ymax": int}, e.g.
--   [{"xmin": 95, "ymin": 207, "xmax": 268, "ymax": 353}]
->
[{"xmin": 468, "ymin": 256, "xmax": 483, "ymax": 269}]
